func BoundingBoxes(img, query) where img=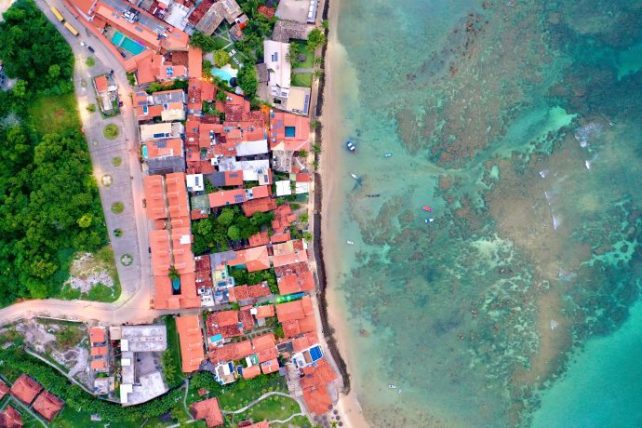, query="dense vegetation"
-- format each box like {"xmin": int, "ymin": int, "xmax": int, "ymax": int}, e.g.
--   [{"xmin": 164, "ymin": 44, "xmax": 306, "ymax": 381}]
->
[
  {"xmin": 192, "ymin": 206, "xmax": 273, "ymax": 255},
  {"xmin": 229, "ymin": 267, "xmax": 278, "ymax": 294},
  {"xmin": 0, "ymin": 0, "xmax": 107, "ymax": 304},
  {"xmin": 0, "ymin": 346, "xmax": 185, "ymax": 426}
]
